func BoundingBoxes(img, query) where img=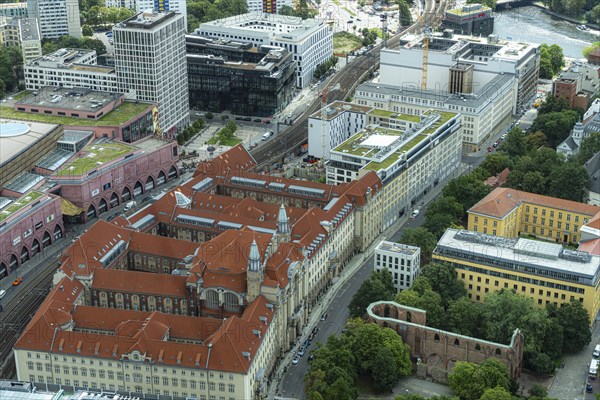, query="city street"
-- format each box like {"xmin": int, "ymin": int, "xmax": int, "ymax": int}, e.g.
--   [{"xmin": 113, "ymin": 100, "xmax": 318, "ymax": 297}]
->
[{"xmin": 276, "ymin": 162, "xmax": 468, "ymax": 400}]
